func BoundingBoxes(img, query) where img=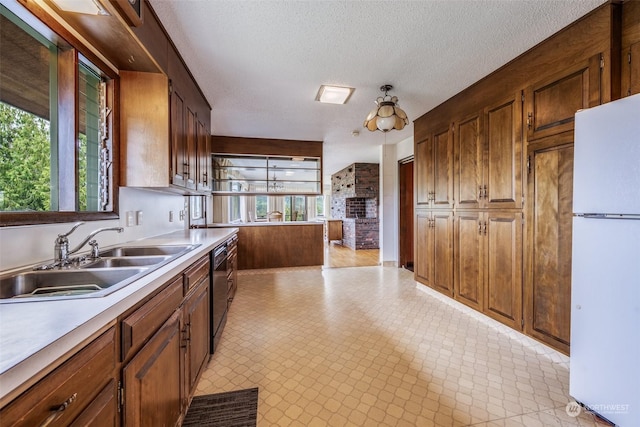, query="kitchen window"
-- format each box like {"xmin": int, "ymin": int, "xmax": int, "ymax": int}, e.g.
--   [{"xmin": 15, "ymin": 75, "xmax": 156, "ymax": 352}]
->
[{"xmin": 0, "ymin": 4, "xmax": 117, "ymax": 226}]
